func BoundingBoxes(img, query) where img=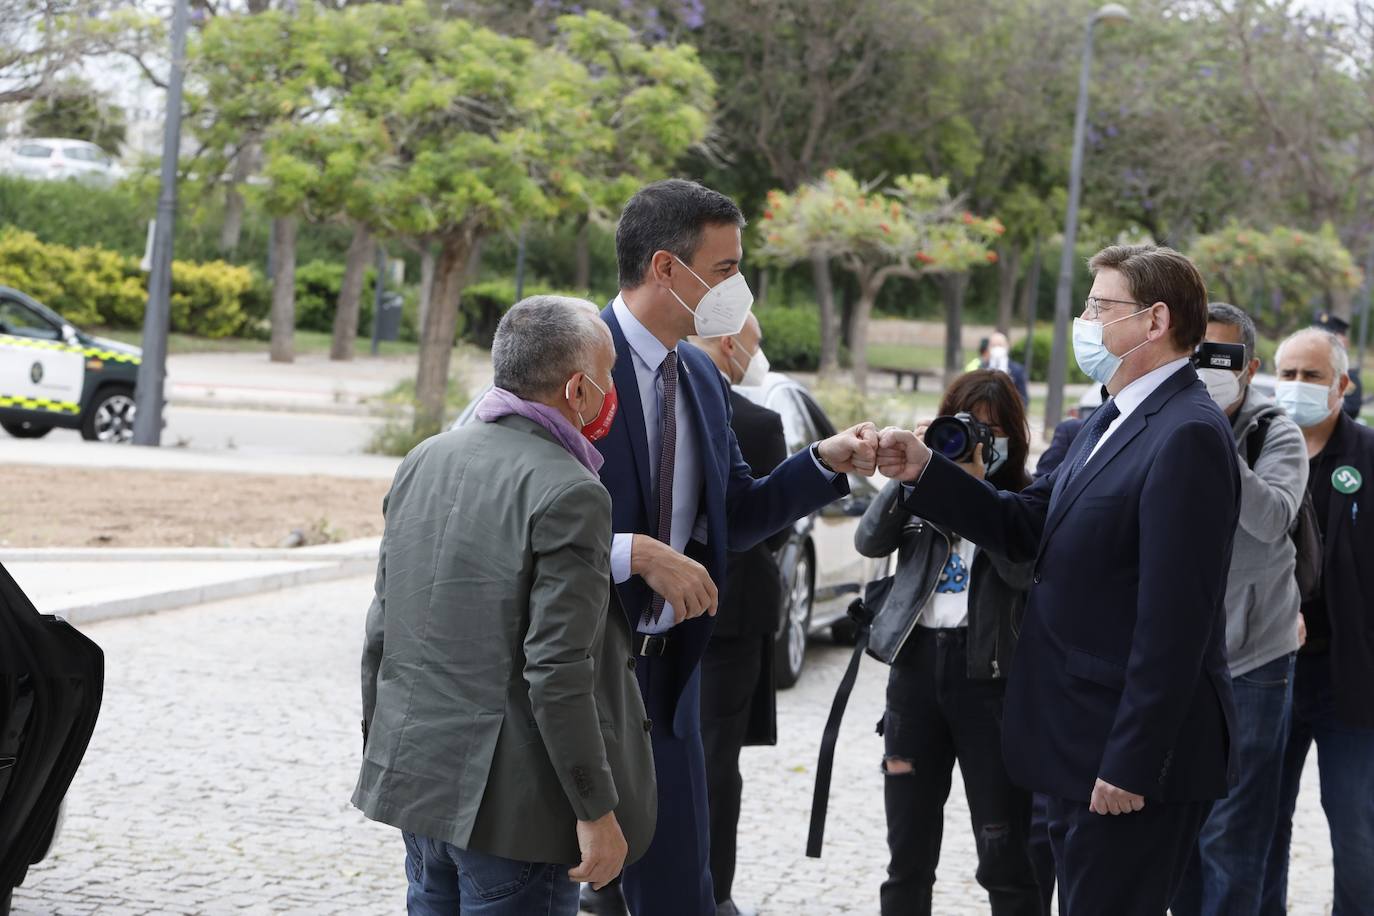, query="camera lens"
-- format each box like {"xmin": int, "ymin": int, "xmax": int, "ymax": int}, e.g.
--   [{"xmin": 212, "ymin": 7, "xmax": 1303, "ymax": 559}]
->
[{"xmin": 925, "ymin": 418, "xmax": 971, "ymax": 461}]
